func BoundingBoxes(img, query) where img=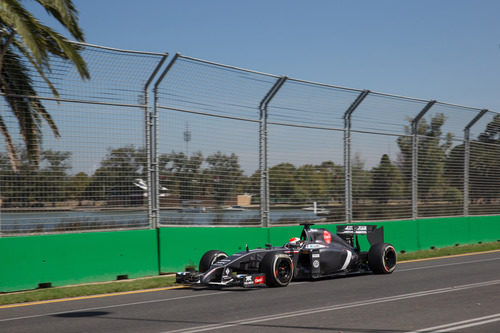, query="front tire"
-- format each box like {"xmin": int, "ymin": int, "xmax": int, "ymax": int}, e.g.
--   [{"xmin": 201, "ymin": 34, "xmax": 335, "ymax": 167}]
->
[
  {"xmin": 199, "ymin": 250, "xmax": 228, "ymax": 273},
  {"xmin": 262, "ymin": 253, "xmax": 294, "ymax": 287},
  {"xmin": 368, "ymin": 243, "xmax": 397, "ymax": 274}
]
